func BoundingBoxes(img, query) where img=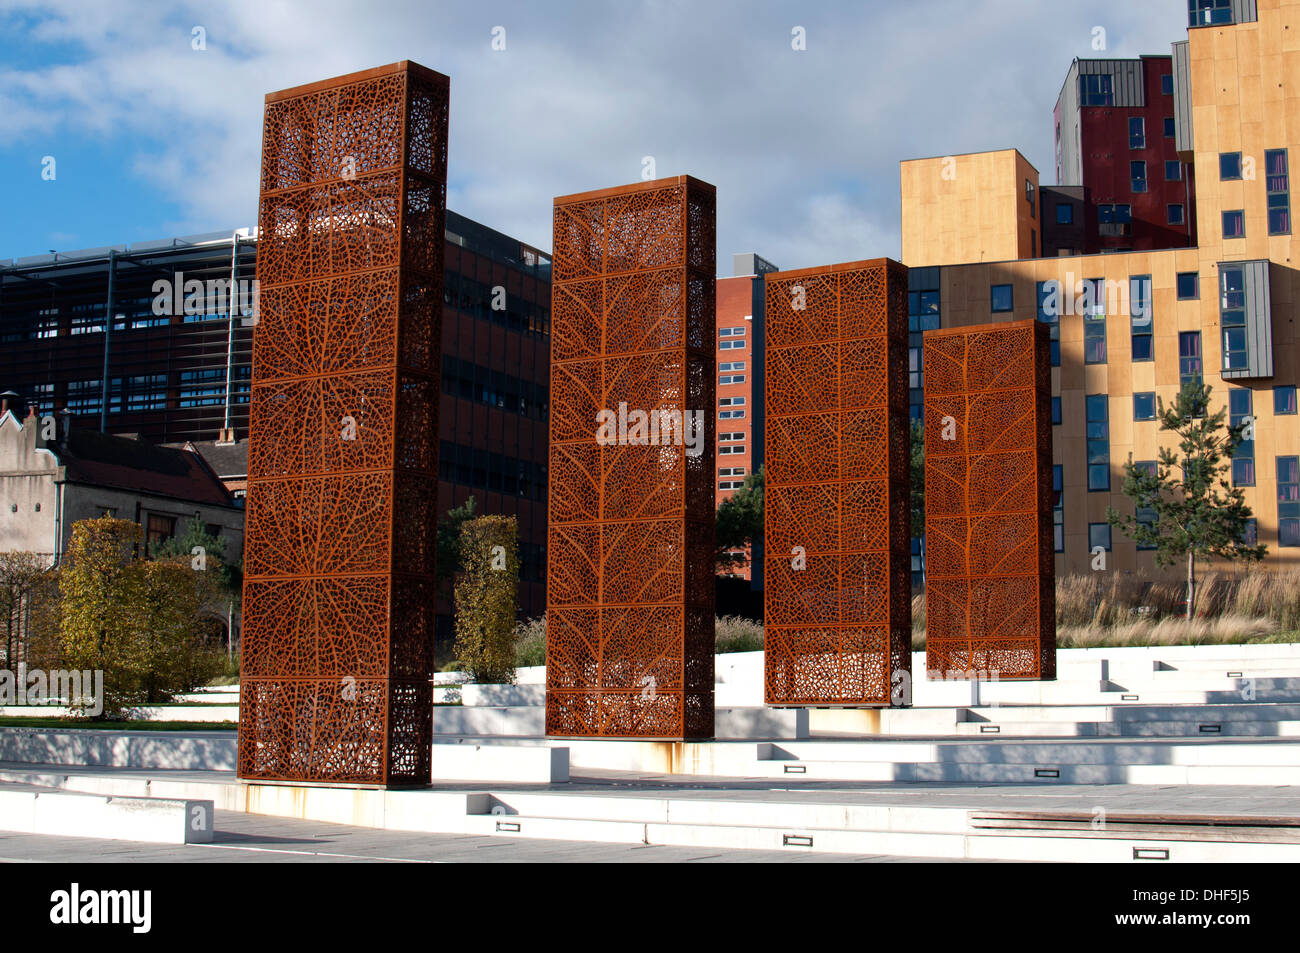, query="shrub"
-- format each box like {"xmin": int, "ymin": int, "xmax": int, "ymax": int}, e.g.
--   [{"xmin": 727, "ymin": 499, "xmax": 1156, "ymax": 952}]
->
[
  {"xmin": 453, "ymin": 515, "xmax": 520, "ymax": 684},
  {"xmin": 513, "ymin": 614, "xmax": 547, "ymax": 668},
  {"xmin": 715, "ymin": 615, "xmax": 763, "ymax": 653},
  {"xmin": 58, "ymin": 517, "xmax": 226, "ymax": 716}
]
